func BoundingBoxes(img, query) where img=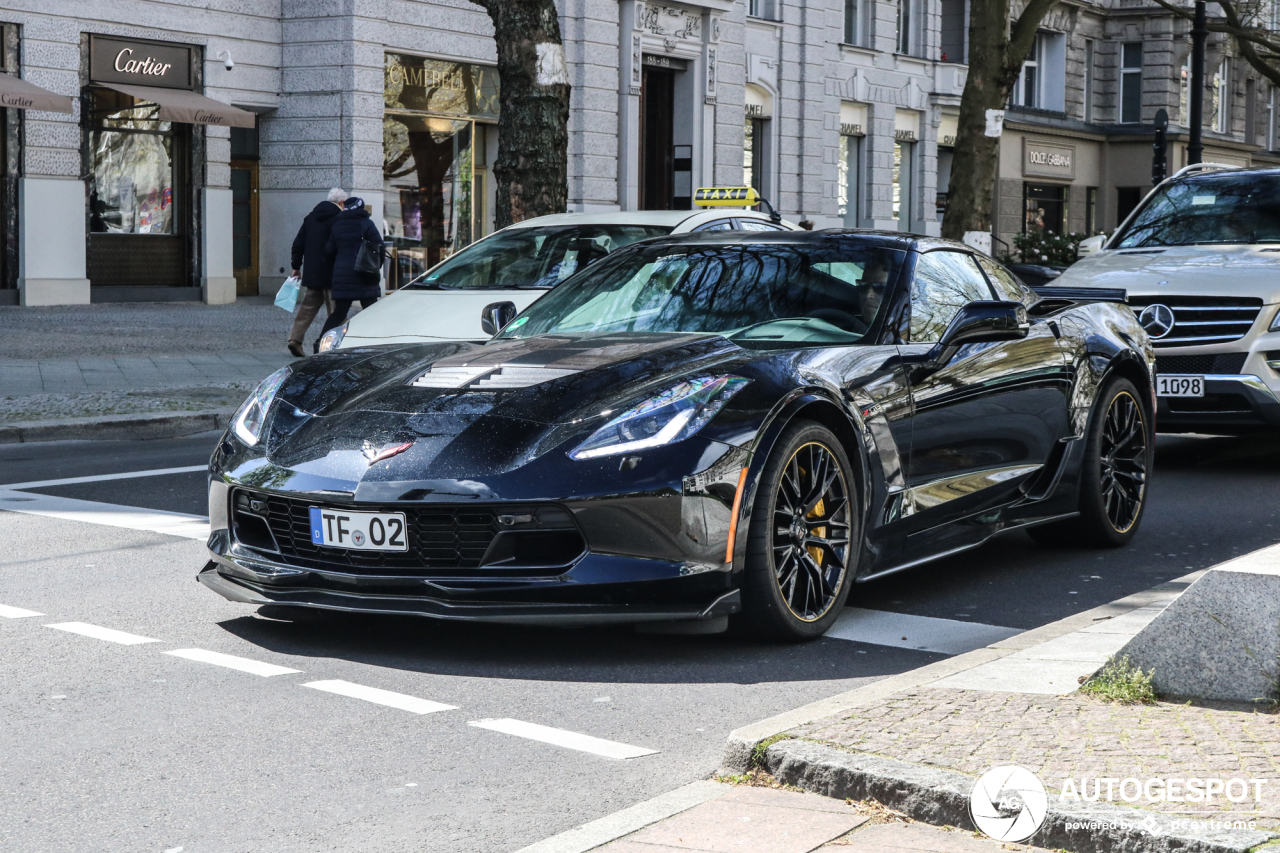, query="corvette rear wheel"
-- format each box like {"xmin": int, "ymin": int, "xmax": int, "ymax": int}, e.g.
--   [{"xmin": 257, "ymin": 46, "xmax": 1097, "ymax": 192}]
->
[
  {"xmin": 741, "ymin": 421, "xmax": 857, "ymax": 641},
  {"xmin": 1029, "ymin": 377, "xmax": 1151, "ymax": 548}
]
